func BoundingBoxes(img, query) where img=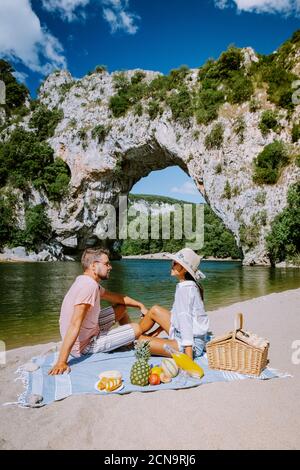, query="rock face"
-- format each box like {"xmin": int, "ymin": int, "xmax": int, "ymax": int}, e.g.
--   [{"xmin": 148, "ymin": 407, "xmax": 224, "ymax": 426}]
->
[
  {"xmin": 4, "ymin": 48, "xmax": 300, "ymax": 265},
  {"xmin": 0, "ymin": 245, "xmax": 74, "ymax": 262}
]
